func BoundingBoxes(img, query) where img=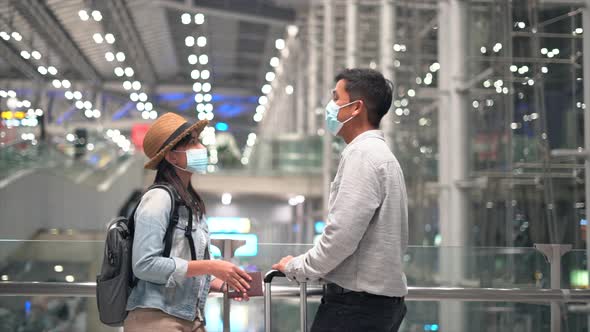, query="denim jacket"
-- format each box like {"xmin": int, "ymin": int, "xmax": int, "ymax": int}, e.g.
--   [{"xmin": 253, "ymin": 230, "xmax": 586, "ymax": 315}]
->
[{"xmin": 126, "ymin": 188, "xmax": 212, "ymax": 322}]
